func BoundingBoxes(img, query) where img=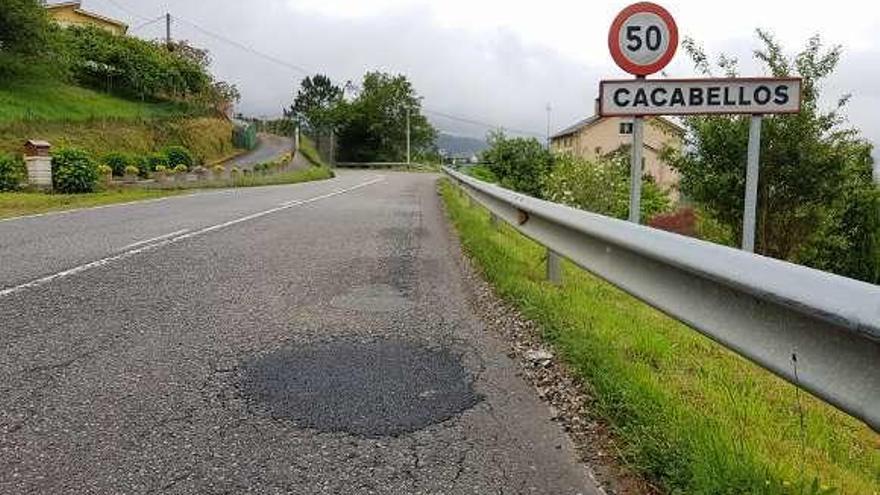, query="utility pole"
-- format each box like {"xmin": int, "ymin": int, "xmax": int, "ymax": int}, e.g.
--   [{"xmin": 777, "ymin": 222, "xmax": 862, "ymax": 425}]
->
[
  {"xmin": 406, "ymin": 107, "xmax": 411, "ymax": 165},
  {"xmin": 165, "ymin": 13, "xmax": 172, "ymax": 49},
  {"xmin": 545, "ymin": 103, "xmax": 552, "ymax": 149}
]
